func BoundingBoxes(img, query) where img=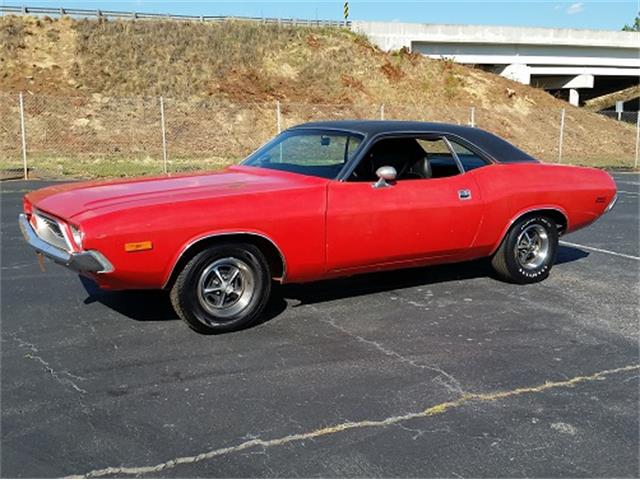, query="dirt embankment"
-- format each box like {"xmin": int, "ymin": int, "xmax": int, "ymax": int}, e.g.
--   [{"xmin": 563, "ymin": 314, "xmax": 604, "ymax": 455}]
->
[{"xmin": 0, "ymin": 15, "xmax": 635, "ymax": 169}]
